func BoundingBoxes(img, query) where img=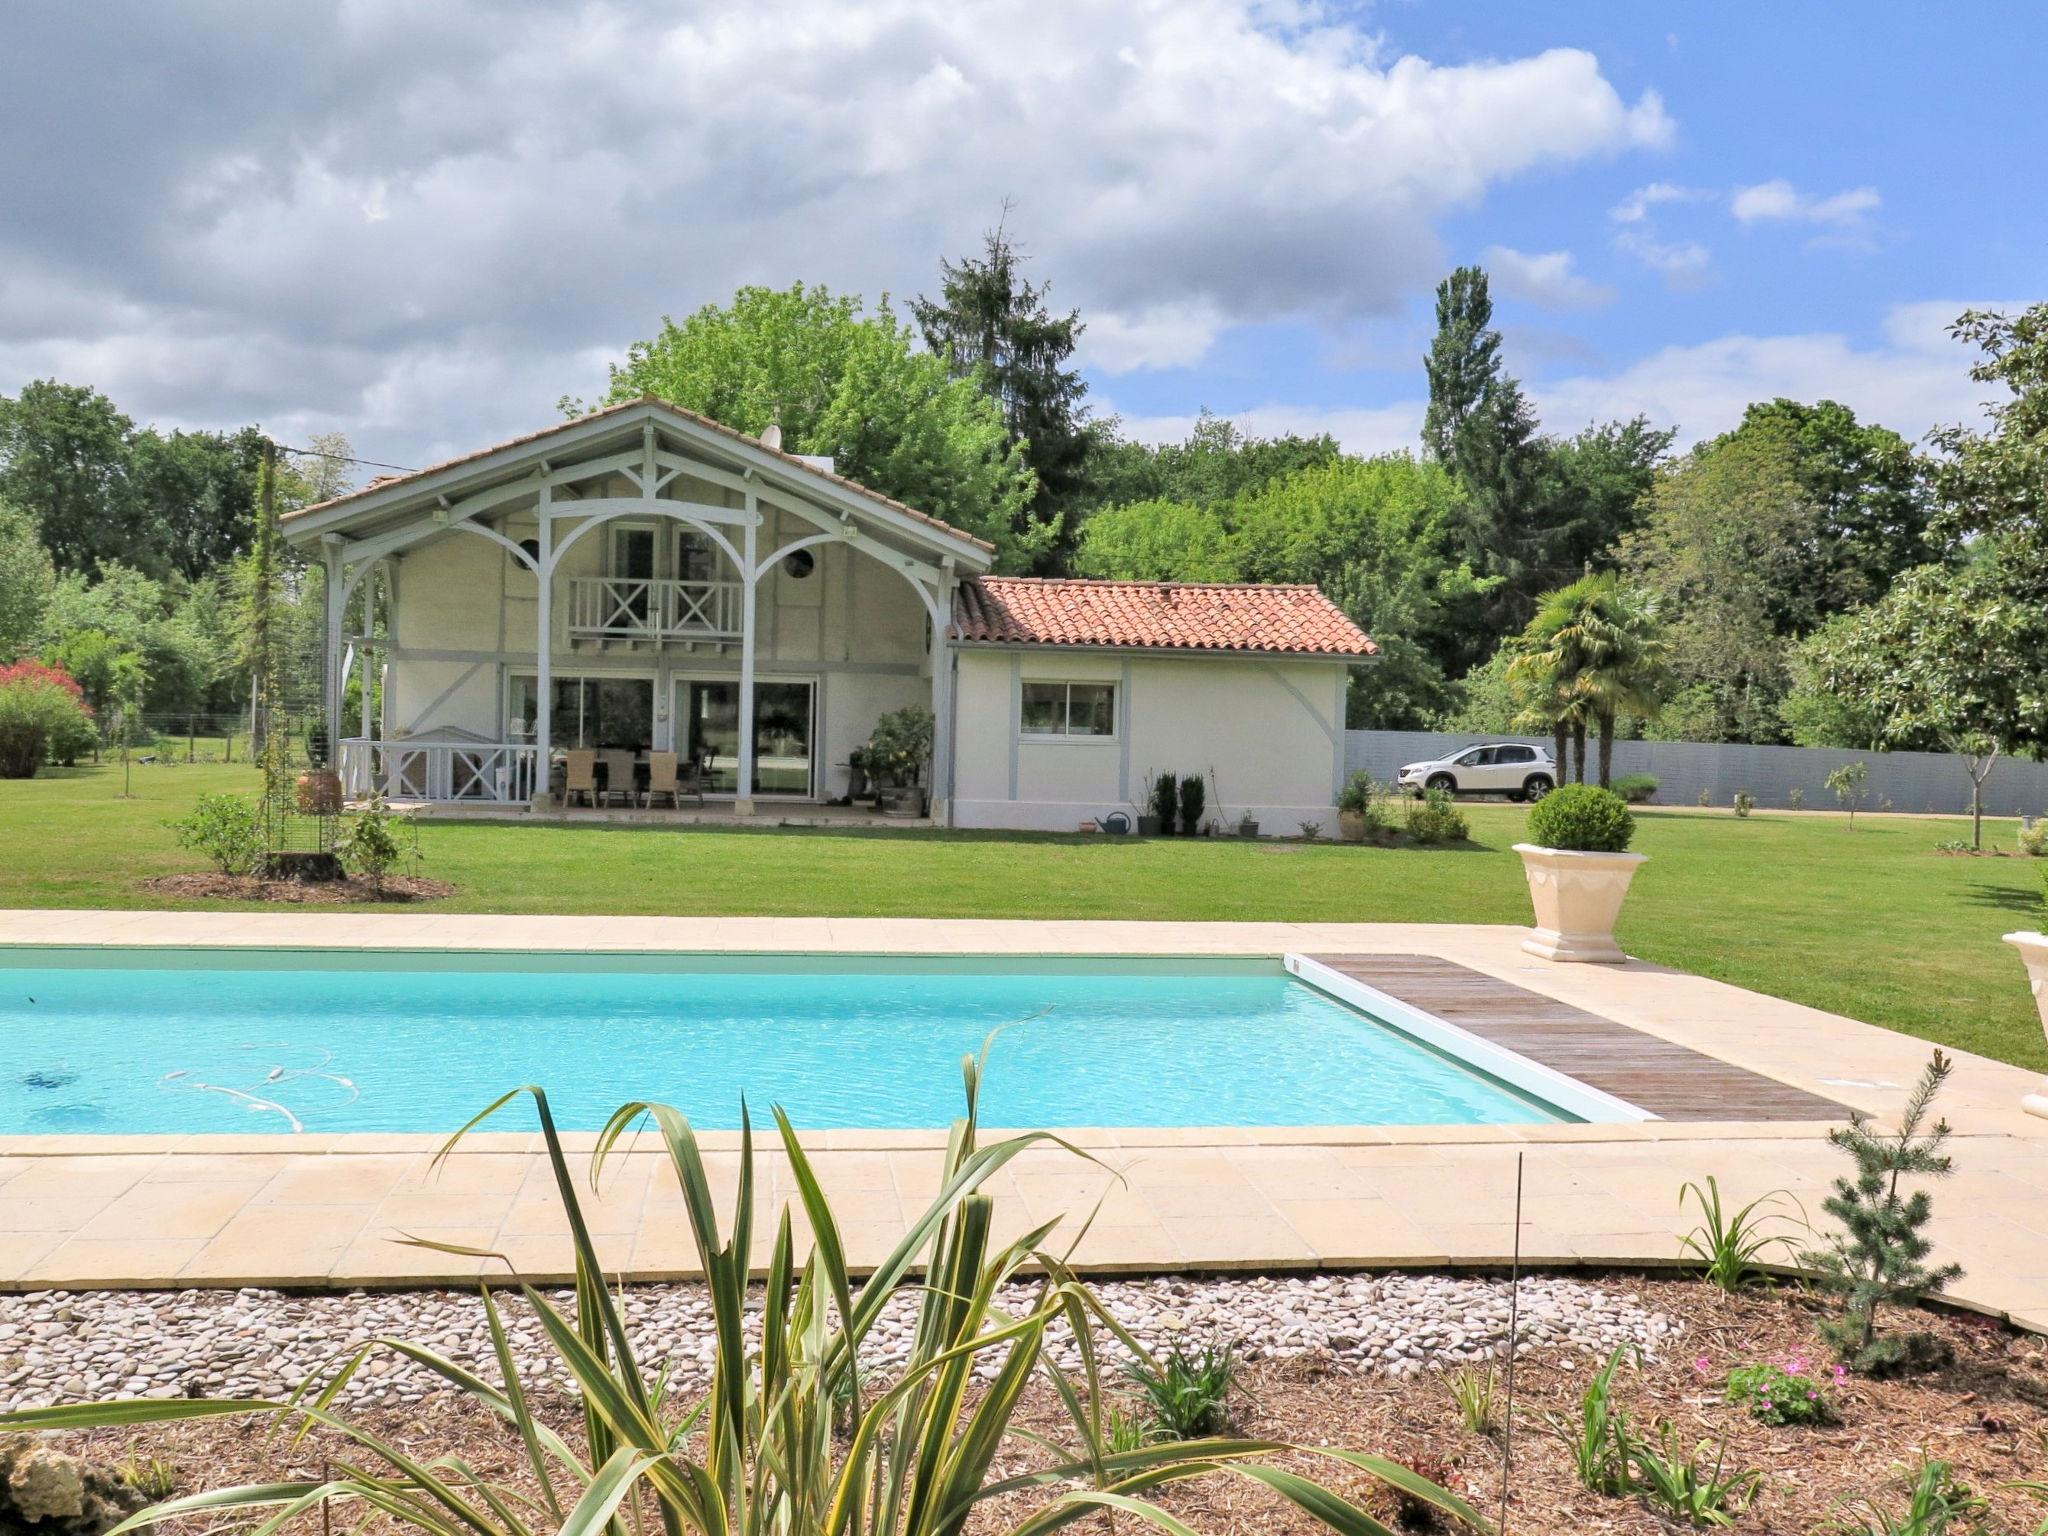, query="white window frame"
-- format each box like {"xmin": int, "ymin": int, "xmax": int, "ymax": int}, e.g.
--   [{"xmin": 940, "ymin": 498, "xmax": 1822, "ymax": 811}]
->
[
  {"xmin": 609, "ymin": 521, "xmax": 659, "ymax": 580},
  {"xmin": 506, "ymin": 669, "xmax": 658, "ymax": 748},
  {"xmin": 1019, "ymin": 678, "xmax": 1119, "ymax": 742}
]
